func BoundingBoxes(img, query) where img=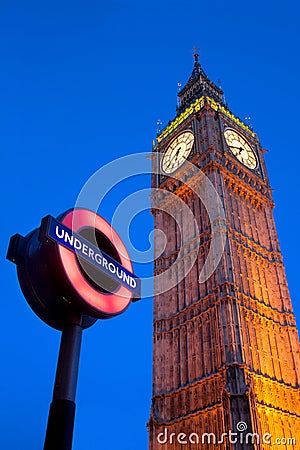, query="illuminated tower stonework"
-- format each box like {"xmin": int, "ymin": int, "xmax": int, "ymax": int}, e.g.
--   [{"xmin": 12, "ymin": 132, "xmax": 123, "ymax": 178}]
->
[{"xmin": 148, "ymin": 52, "xmax": 300, "ymax": 449}]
